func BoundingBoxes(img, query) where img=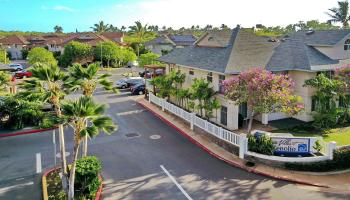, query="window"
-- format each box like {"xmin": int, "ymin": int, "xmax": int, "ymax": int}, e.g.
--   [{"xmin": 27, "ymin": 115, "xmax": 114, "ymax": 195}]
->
[
  {"xmin": 219, "ymin": 75, "xmax": 225, "ymax": 94},
  {"xmin": 189, "ymin": 69, "xmax": 194, "ymax": 76},
  {"xmin": 344, "ymin": 39, "xmax": 350, "ymax": 50},
  {"xmin": 220, "ymin": 106, "xmax": 227, "ymax": 126},
  {"xmin": 239, "ymin": 103, "xmax": 248, "ymax": 118},
  {"xmin": 207, "ymin": 72, "xmax": 213, "ymax": 82}
]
